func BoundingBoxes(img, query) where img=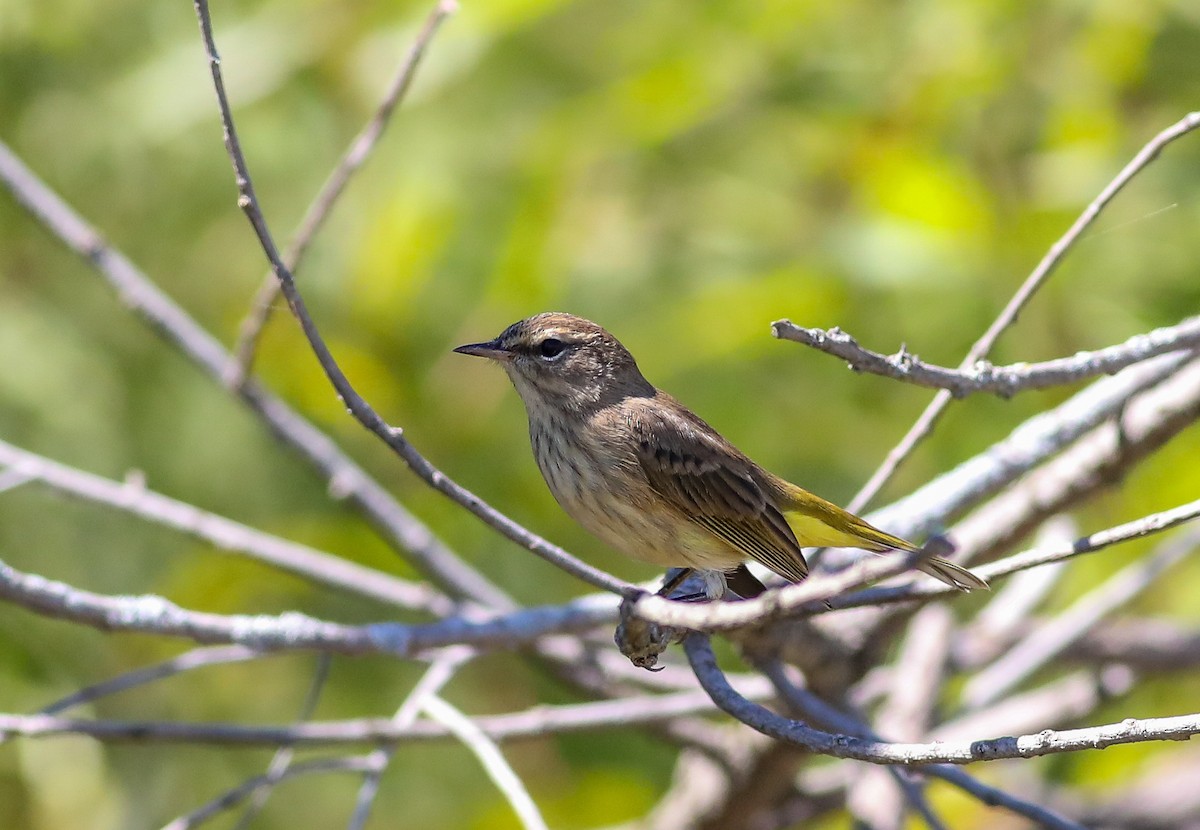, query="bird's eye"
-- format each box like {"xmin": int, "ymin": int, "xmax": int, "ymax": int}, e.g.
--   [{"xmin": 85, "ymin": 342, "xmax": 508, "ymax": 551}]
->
[{"xmin": 538, "ymin": 338, "xmax": 567, "ymax": 359}]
